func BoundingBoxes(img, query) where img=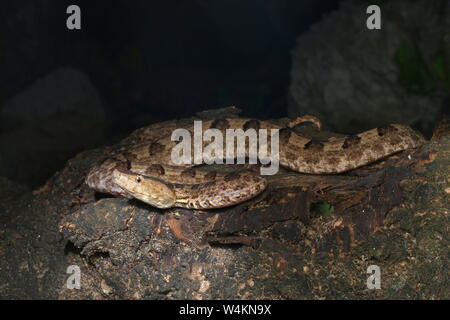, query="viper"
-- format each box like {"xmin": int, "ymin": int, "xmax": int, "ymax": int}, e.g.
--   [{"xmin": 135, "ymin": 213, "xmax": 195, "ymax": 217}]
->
[{"xmin": 86, "ymin": 115, "xmax": 424, "ymax": 209}]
